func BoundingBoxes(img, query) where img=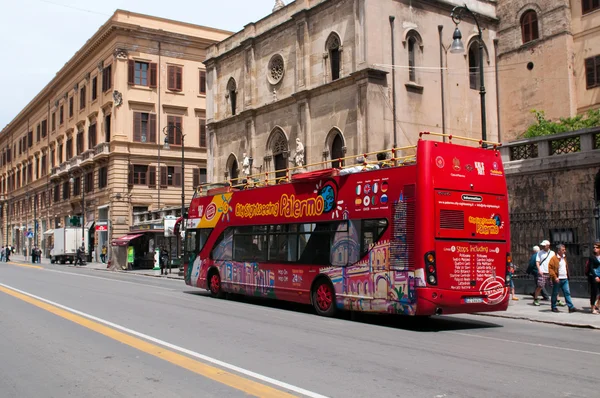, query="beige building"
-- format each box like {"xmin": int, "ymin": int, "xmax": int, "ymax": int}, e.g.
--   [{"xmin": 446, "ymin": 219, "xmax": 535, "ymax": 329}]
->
[
  {"xmin": 205, "ymin": 0, "xmax": 500, "ymax": 182},
  {"xmin": 496, "ymin": 0, "xmax": 600, "ymax": 142},
  {"xmin": 0, "ymin": 10, "xmax": 231, "ymax": 260}
]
